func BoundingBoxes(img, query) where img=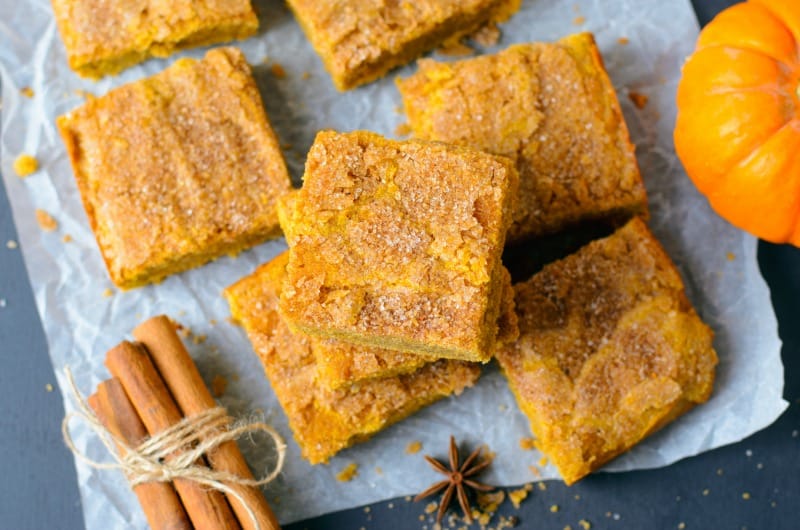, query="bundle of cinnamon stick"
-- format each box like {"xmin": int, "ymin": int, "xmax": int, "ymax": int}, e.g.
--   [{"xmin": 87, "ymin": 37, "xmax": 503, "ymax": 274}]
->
[{"xmin": 87, "ymin": 315, "xmax": 281, "ymax": 530}]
